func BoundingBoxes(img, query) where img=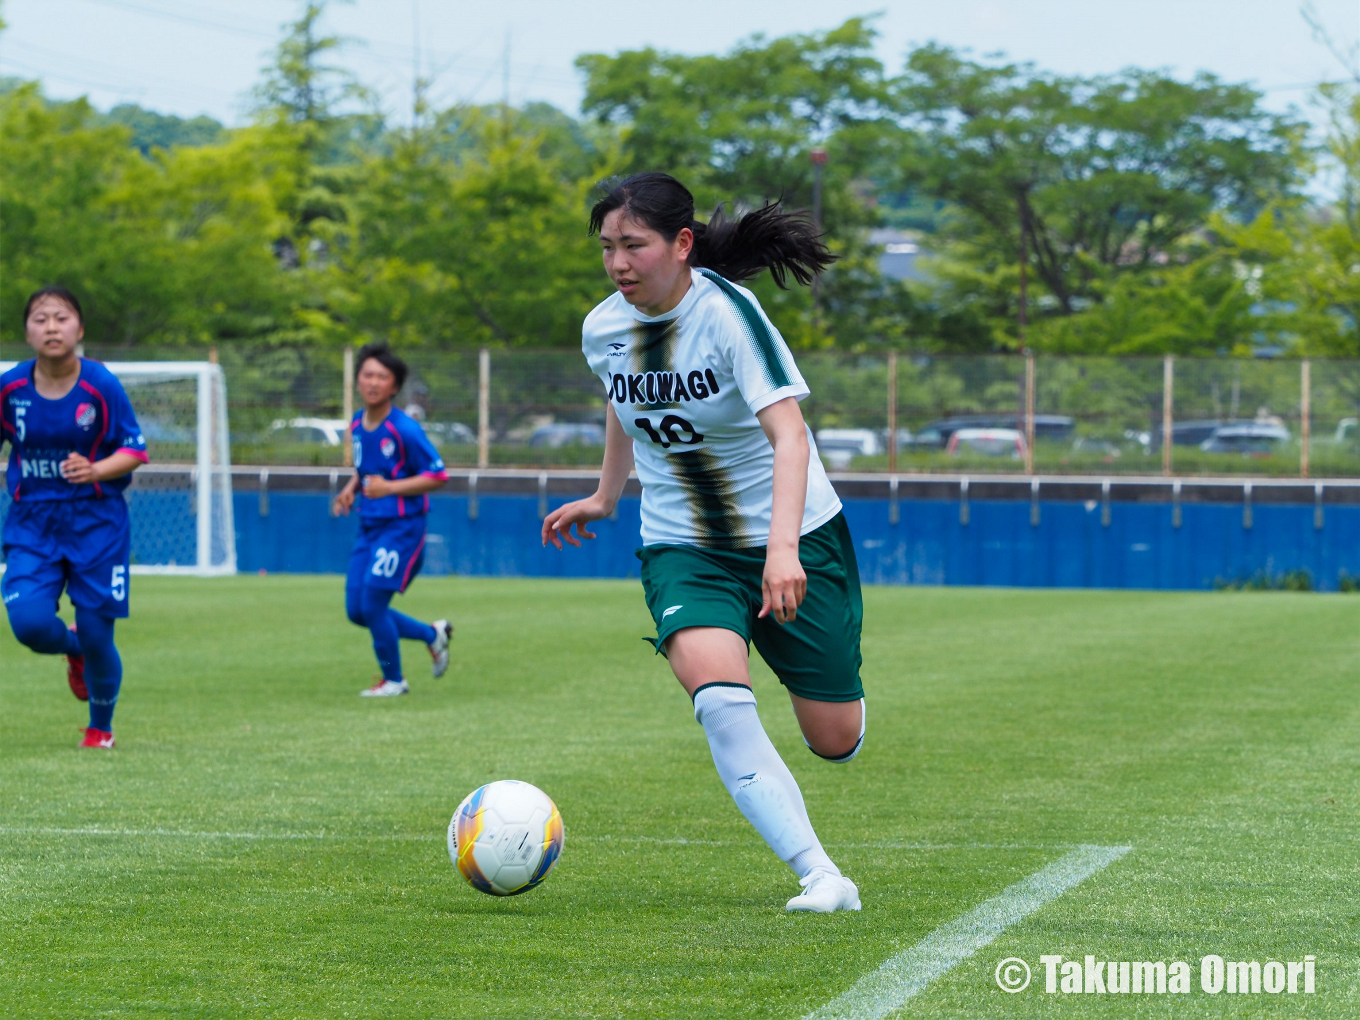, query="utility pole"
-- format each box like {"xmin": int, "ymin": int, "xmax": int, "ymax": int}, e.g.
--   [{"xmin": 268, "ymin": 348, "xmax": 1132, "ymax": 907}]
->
[
  {"xmin": 1018, "ymin": 191, "xmax": 1034, "ymax": 473},
  {"xmin": 411, "ymin": 1, "xmax": 423, "ymax": 129},
  {"xmin": 810, "ymin": 147, "xmax": 828, "ymax": 324},
  {"xmin": 501, "ymin": 29, "xmax": 511, "ymax": 134},
  {"xmin": 1017, "ymin": 190, "xmax": 1028, "ymax": 350}
]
